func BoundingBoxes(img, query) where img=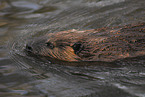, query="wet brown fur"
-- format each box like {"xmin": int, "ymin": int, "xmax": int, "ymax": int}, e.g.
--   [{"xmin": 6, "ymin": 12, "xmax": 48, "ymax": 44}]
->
[{"xmin": 26, "ymin": 23, "xmax": 145, "ymax": 62}]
